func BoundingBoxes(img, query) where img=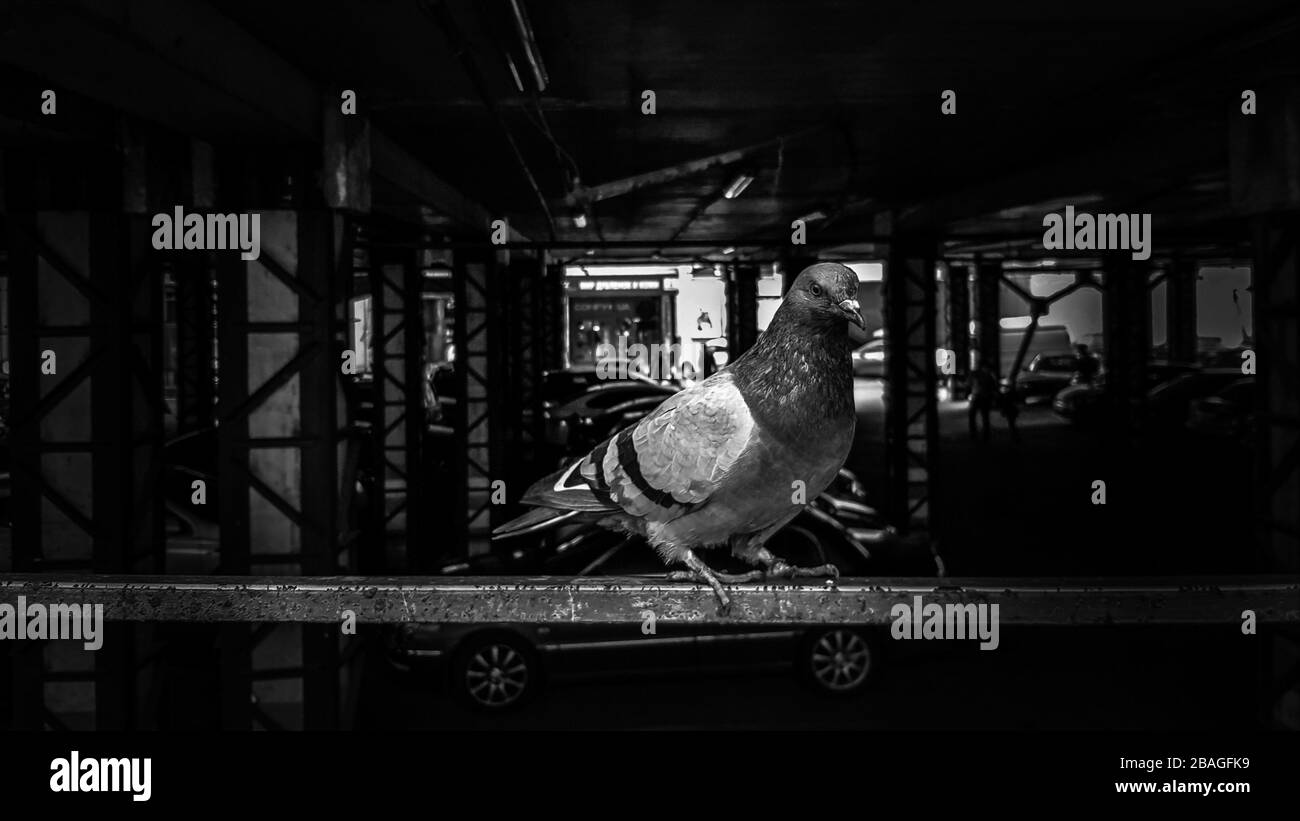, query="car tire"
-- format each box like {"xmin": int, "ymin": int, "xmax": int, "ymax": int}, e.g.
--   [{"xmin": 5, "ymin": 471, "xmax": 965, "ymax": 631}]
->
[
  {"xmin": 450, "ymin": 632, "xmax": 542, "ymax": 711},
  {"xmin": 799, "ymin": 627, "xmax": 877, "ymax": 696}
]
